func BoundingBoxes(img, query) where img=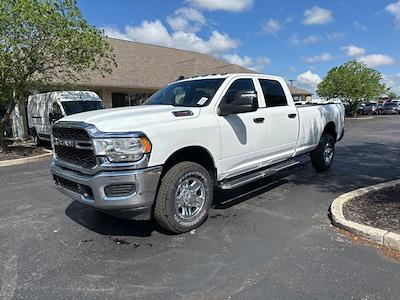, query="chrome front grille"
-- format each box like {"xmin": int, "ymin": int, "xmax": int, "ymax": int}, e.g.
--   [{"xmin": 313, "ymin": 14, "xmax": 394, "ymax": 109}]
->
[
  {"xmin": 52, "ymin": 127, "xmax": 91, "ymax": 141},
  {"xmin": 52, "ymin": 126, "xmax": 97, "ymax": 169},
  {"xmin": 54, "ymin": 145, "xmax": 97, "ymax": 169}
]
